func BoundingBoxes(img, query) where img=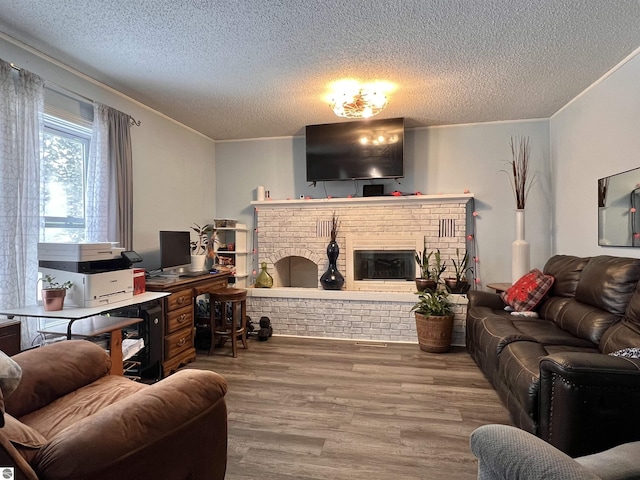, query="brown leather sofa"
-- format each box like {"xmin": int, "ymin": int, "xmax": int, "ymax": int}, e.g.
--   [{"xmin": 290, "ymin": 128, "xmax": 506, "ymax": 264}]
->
[
  {"xmin": 467, "ymin": 255, "xmax": 640, "ymax": 458},
  {"xmin": 0, "ymin": 340, "xmax": 228, "ymax": 480}
]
